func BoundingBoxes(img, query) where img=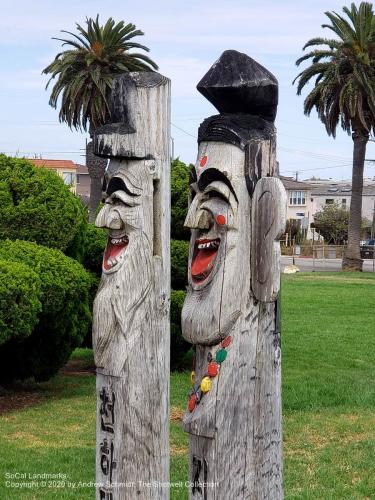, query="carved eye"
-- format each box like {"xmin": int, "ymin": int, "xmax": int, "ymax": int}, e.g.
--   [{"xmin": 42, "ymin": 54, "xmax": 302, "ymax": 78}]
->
[
  {"xmin": 205, "ymin": 190, "xmax": 228, "ymax": 203},
  {"xmin": 109, "ymin": 191, "xmax": 140, "ymax": 207},
  {"xmin": 203, "ymin": 182, "xmax": 230, "ymax": 203}
]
